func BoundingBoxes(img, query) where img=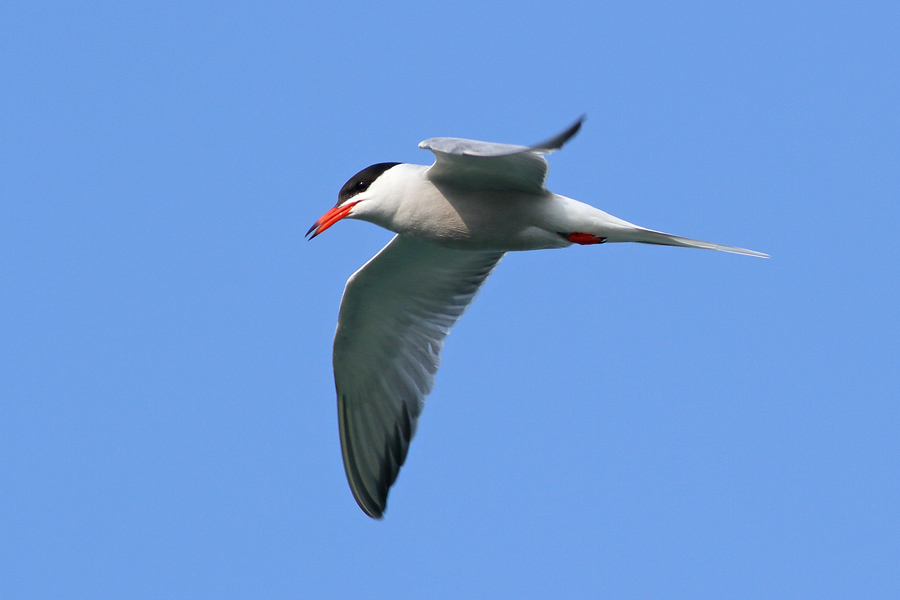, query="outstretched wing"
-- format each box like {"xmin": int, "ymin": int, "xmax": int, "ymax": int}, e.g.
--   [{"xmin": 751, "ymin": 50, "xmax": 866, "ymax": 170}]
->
[
  {"xmin": 334, "ymin": 235, "xmax": 504, "ymax": 518},
  {"xmin": 419, "ymin": 116, "xmax": 584, "ymax": 194}
]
